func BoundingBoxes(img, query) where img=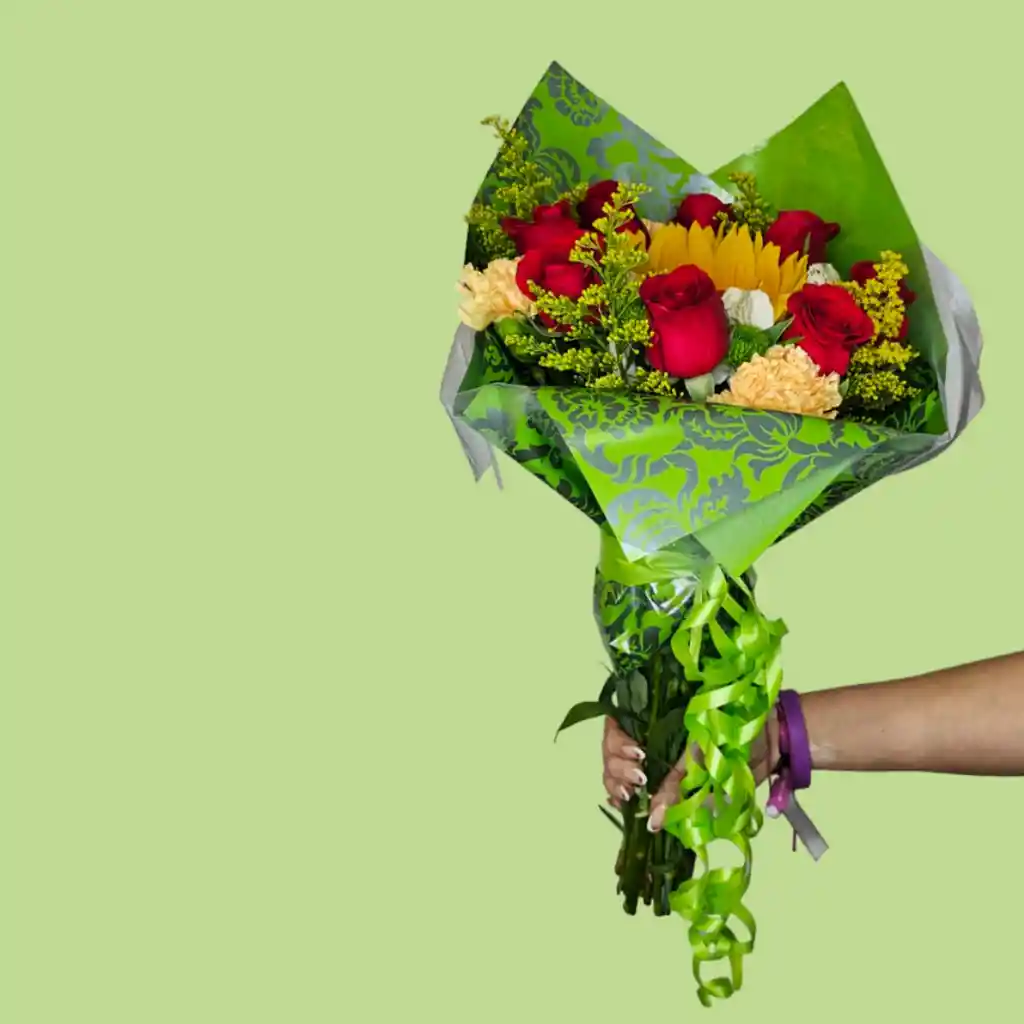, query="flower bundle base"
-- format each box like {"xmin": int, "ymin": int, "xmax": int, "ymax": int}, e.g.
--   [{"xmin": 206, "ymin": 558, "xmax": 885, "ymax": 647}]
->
[{"xmin": 564, "ymin": 529, "xmax": 784, "ymax": 1001}]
